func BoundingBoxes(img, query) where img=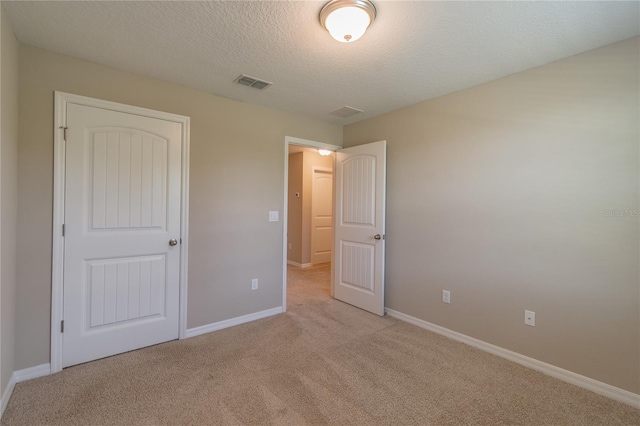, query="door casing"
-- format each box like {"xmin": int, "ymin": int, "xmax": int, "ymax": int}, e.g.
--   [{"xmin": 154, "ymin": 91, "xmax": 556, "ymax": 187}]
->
[
  {"xmin": 51, "ymin": 92, "xmax": 190, "ymax": 373},
  {"xmin": 282, "ymin": 136, "xmax": 341, "ymax": 311}
]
